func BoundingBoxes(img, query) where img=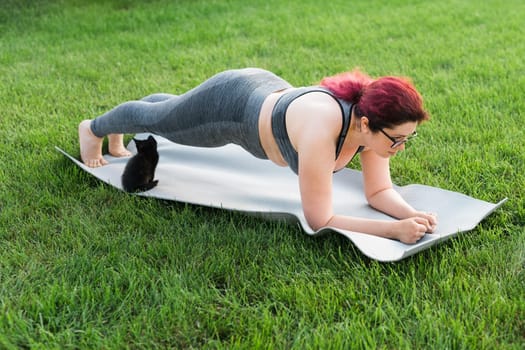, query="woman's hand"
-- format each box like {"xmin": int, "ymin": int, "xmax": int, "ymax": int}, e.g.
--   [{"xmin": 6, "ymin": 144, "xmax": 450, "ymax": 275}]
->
[
  {"xmin": 412, "ymin": 211, "xmax": 438, "ymax": 232},
  {"xmin": 391, "ymin": 215, "xmax": 437, "ymax": 244}
]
